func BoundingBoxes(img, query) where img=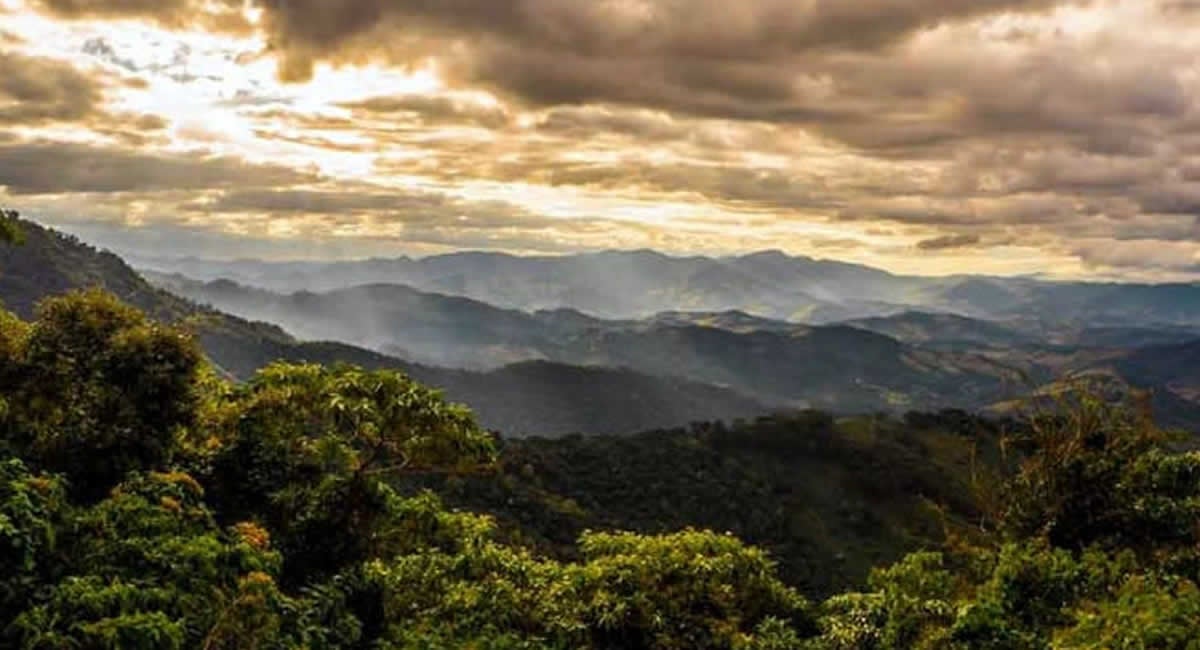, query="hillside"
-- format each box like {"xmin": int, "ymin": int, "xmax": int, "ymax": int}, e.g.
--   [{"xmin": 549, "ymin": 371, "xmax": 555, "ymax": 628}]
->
[
  {"xmin": 5, "ymin": 286, "xmax": 1197, "ymax": 648},
  {"xmin": 845, "ymin": 311, "xmax": 1039, "ymax": 350},
  {"xmin": 1115, "ymin": 339, "xmax": 1200, "ymax": 403},
  {"xmin": 0, "ymin": 217, "xmax": 766, "ymax": 435},
  {"xmin": 151, "ymin": 273, "xmax": 1026, "ymax": 414},
  {"xmin": 147, "ymin": 272, "xmax": 592, "ymax": 369},
  {"xmin": 398, "ymin": 410, "xmax": 1009, "ymax": 597}
]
